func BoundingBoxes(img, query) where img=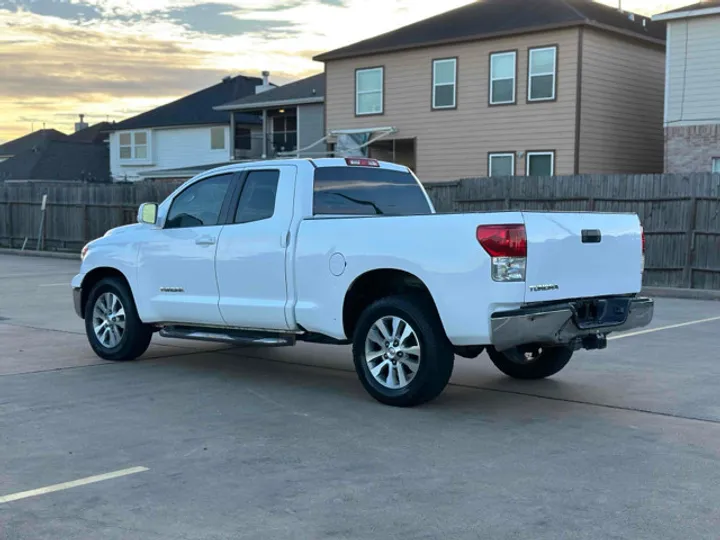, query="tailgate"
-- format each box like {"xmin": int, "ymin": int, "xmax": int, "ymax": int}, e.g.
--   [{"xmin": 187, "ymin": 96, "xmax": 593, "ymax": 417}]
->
[{"xmin": 523, "ymin": 212, "xmax": 643, "ymax": 303}]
